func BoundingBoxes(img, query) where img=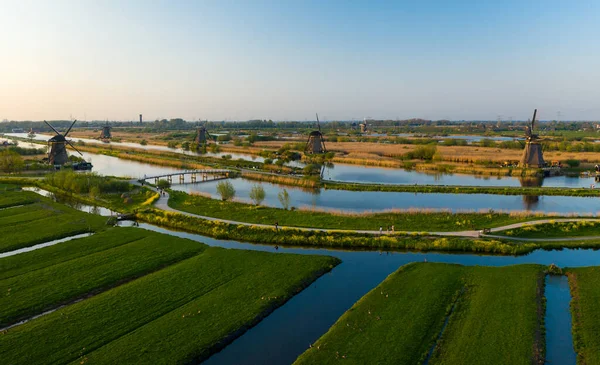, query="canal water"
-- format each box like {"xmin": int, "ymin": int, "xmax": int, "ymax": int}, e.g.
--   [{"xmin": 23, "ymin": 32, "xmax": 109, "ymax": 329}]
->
[
  {"xmin": 23, "ymin": 188, "xmax": 592, "ymax": 364},
  {"xmin": 545, "ymin": 275, "xmax": 577, "ymax": 365}
]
